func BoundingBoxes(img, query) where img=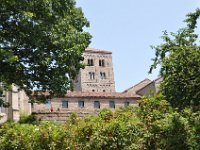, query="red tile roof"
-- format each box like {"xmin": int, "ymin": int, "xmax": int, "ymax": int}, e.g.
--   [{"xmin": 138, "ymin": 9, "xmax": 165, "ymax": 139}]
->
[
  {"xmin": 32, "ymin": 91, "xmax": 140, "ymax": 99},
  {"xmin": 65, "ymin": 91, "xmax": 140, "ymax": 99},
  {"xmin": 85, "ymin": 48, "xmax": 112, "ymax": 54}
]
